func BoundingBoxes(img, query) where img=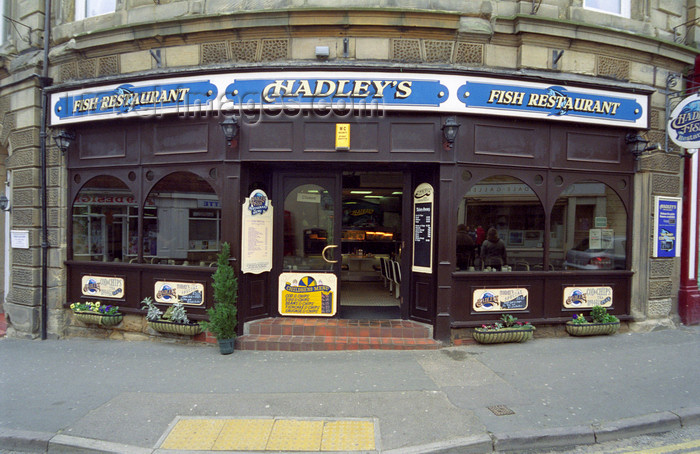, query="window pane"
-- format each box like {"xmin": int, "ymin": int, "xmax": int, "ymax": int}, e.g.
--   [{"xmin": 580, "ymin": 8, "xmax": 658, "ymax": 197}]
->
[
  {"xmin": 551, "ymin": 181, "xmax": 627, "ymax": 271},
  {"xmin": 75, "ymin": 0, "xmax": 115, "ymax": 20},
  {"xmin": 583, "ymin": 0, "xmax": 629, "ymax": 17},
  {"xmin": 145, "ymin": 172, "xmax": 220, "ymax": 266},
  {"xmin": 457, "ymin": 176, "xmax": 544, "ymax": 271},
  {"xmin": 72, "ymin": 176, "xmax": 134, "ymax": 262}
]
